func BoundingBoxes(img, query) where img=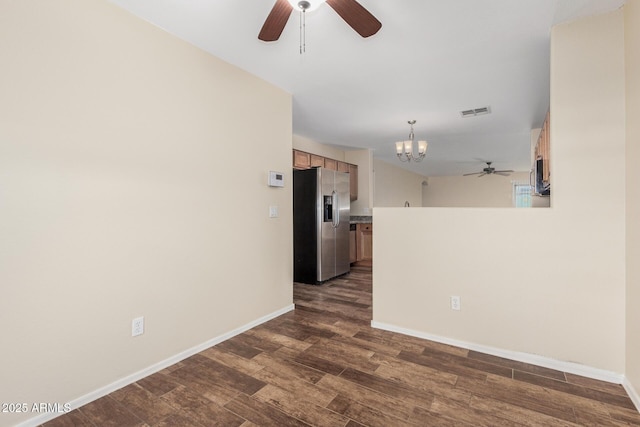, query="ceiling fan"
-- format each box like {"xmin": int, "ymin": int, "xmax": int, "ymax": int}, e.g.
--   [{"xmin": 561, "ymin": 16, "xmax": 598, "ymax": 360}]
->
[
  {"xmin": 258, "ymin": 0, "xmax": 382, "ymax": 42},
  {"xmin": 463, "ymin": 161, "xmax": 514, "ymax": 177}
]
